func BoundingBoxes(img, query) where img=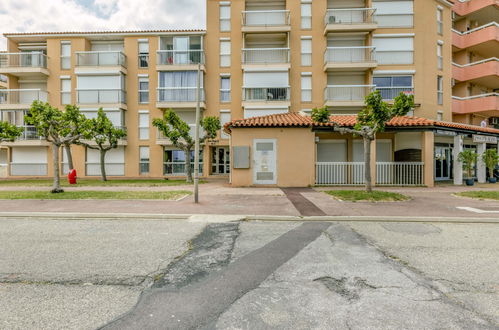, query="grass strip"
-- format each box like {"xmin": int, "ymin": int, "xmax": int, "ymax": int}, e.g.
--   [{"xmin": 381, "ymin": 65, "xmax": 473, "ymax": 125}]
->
[
  {"xmin": 455, "ymin": 191, "xmax": 499, "ymax": 201},
  {"xmin": 325, "ymin": 190, "xmax": 410, "ymax": 202},
  {"xmin": 0, "ymin": 179, "xmax": 200, "ymax": 187},
  {"xmin": 0, "ymin": 190, "xmax": 191, "ymax": 200}
]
